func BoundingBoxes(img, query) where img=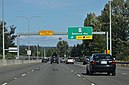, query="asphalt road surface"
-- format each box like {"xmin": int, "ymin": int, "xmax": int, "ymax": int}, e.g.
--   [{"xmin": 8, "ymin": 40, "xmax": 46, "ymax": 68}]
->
[{"xmin": 0, "ymin": 62, "xmax": 129, "ymax": 85}]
